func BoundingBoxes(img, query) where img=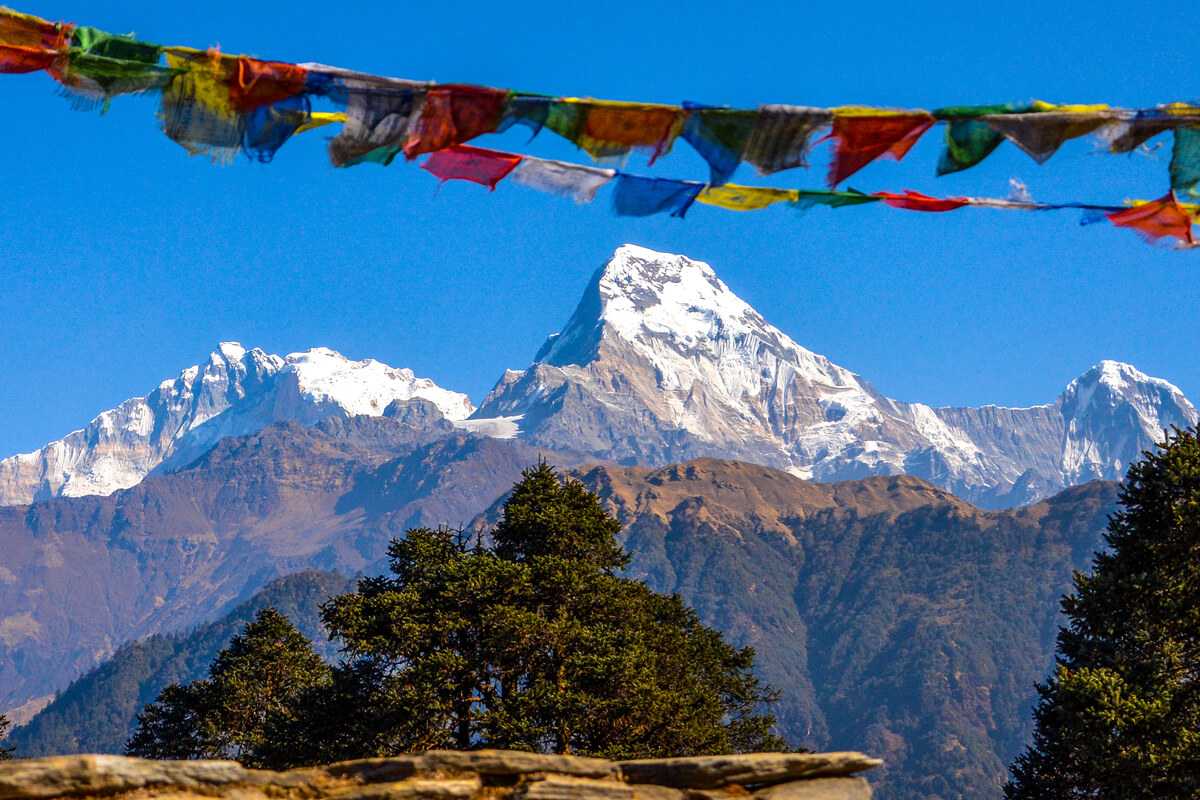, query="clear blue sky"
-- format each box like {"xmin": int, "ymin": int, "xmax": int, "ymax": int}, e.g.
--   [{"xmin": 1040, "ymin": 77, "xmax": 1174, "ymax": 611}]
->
[{"xmin": 0, "ymin": 0, "xmax": 1196, "ymax": 457}]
